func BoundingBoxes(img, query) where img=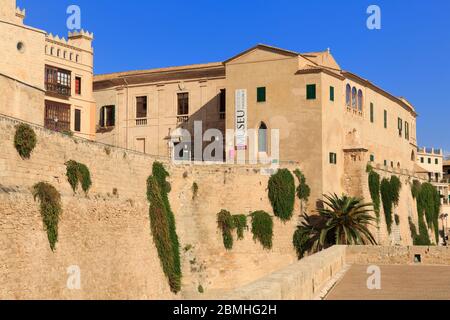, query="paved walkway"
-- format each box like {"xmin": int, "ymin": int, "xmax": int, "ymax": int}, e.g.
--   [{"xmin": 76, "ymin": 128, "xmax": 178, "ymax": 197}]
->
[{"xmin": 326, "ymin": 265, "xmax": 450, "ymax": 300}]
